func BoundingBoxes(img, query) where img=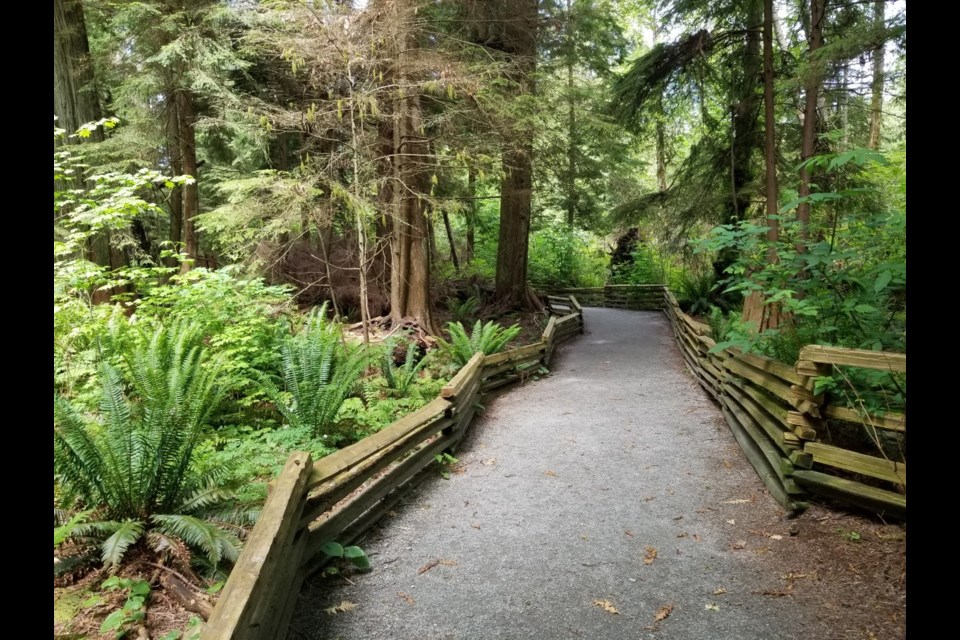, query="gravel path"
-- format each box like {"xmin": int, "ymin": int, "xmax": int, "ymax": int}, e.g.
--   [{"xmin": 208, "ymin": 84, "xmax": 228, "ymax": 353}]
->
[{"xmin": 289, "ymin": 308, "xmax": 817, "ymax": 640}]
